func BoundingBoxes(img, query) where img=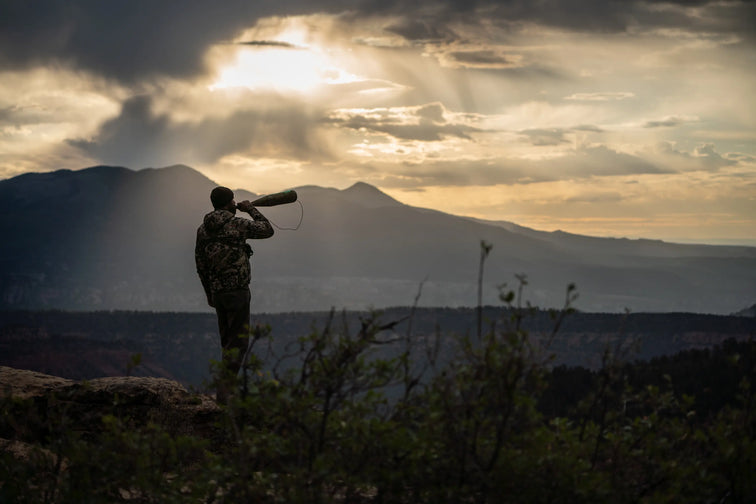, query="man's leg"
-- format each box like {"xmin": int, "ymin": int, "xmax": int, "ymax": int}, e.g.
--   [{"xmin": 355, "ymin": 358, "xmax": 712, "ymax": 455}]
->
[{"xmin": 213, "ymin": 288, "xmax": 251, "ymax": 401}]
